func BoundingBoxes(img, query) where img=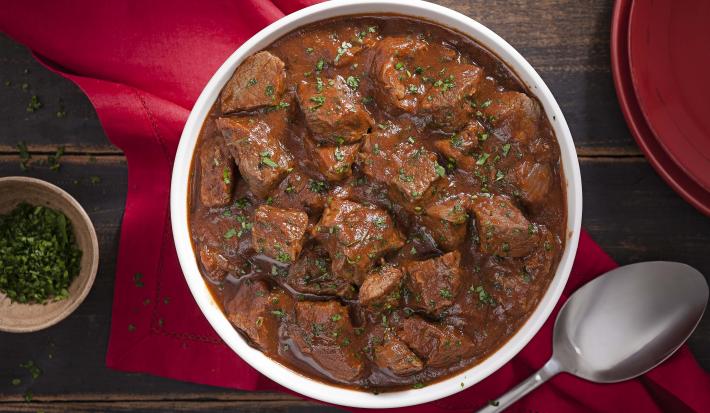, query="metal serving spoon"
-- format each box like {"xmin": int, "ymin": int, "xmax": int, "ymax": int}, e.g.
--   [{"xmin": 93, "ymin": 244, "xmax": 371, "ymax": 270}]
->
[{"xmin": 478, "ymin": 261, "xmax": 708, "ymax": 412}]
